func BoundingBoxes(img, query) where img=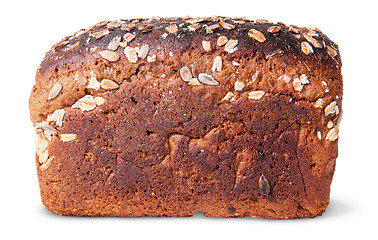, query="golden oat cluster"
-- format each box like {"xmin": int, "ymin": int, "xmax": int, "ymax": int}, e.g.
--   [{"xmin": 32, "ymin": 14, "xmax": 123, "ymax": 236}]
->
[{"xmin": 29, "ymin": 16, "xmax": 342, "ymax": 218}]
